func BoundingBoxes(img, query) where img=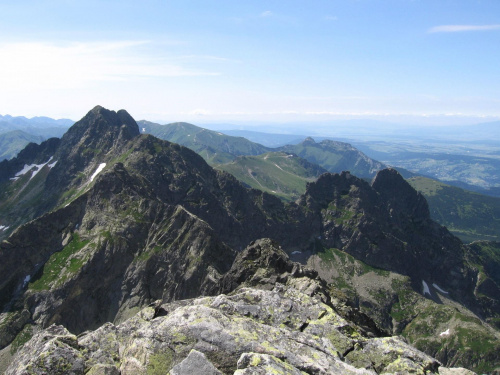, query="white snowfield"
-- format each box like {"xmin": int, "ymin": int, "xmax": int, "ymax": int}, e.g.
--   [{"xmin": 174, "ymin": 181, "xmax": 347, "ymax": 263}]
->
[
  {"xmin": 439, "ymin": 328, "xmax": 450, "ymax": 337},
  {"xmin": 432, "ymin": 283, "xmax": 449, "ymax": 294},
  {"xmin": 23, "ymin": 275, "xmax": 31, "ymax": 288},
  {"xmin": 90, "ymin": 163, "xmax": 106, "ymax": 182},
  {"xmin": 0, "ymin": 225, "xmax": 9, "ymax": 231},
  {"xmin": 10, "ymin": 156, "xmax": 56, "ymax": 181},
  {"xmin": 422, "ymin": 280, "xmax": 431, "ymax": 296}
]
